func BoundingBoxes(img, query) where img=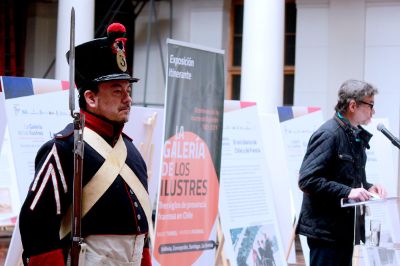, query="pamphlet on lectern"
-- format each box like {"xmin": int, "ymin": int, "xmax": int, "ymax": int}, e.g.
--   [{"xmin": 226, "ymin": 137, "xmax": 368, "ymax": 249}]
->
[{"xmin": 341, "ymin": 197, "xmax": 399, "ymax": 208}]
